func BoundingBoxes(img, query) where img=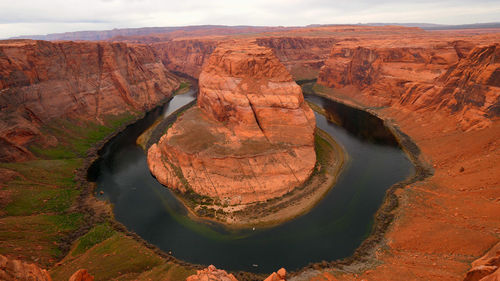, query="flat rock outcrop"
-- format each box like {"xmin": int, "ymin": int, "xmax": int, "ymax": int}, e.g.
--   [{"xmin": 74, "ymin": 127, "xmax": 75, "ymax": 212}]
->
[
  {"xmin": 0, "ymin": 40, "xmax": 179, "ymax": 161},
  {"xmin": 148, "ymin": 41, "xmax": 316, "ymax": 205}
]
